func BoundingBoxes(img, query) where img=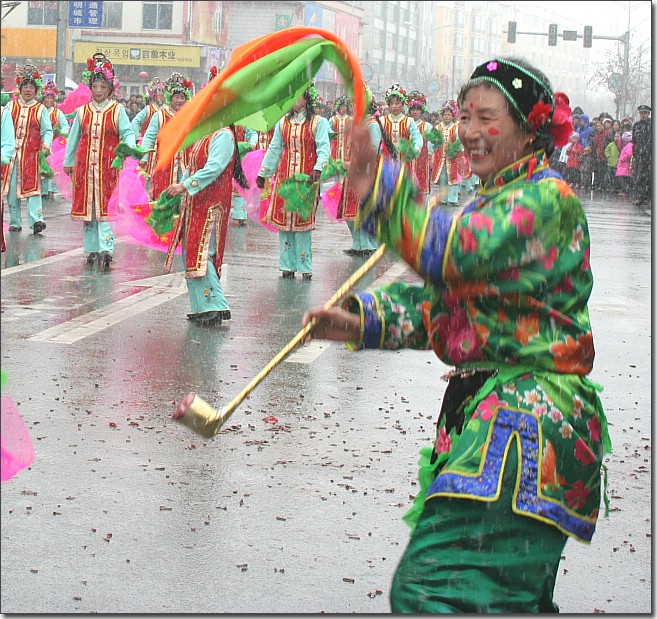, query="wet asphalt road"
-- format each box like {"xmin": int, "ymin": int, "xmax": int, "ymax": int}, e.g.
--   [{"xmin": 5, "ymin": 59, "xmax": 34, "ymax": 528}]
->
[{"xmin": 0, "ymin": 188, "xmax": 651, "ymax": 614}]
